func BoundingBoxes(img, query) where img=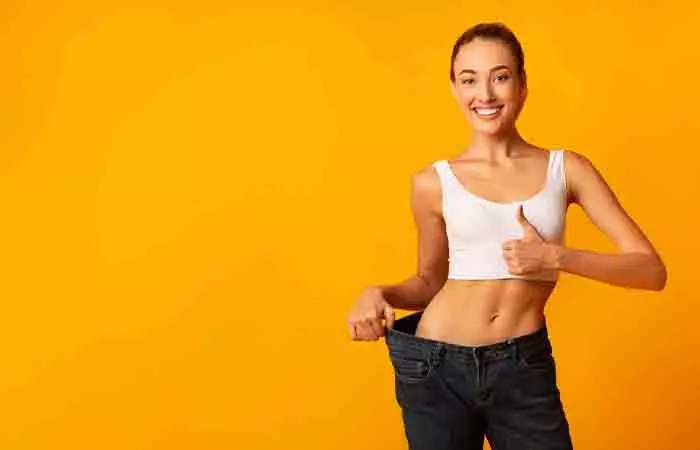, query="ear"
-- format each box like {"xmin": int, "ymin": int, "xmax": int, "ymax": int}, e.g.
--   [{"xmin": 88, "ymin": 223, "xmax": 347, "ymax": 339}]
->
[
  {"xmin": 519, "ymin": 71, "xmax": 528, "ymax": 103},
  {"xmin": 449, "ymin": 79, "xmax": 459, "ymax": 101}
]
